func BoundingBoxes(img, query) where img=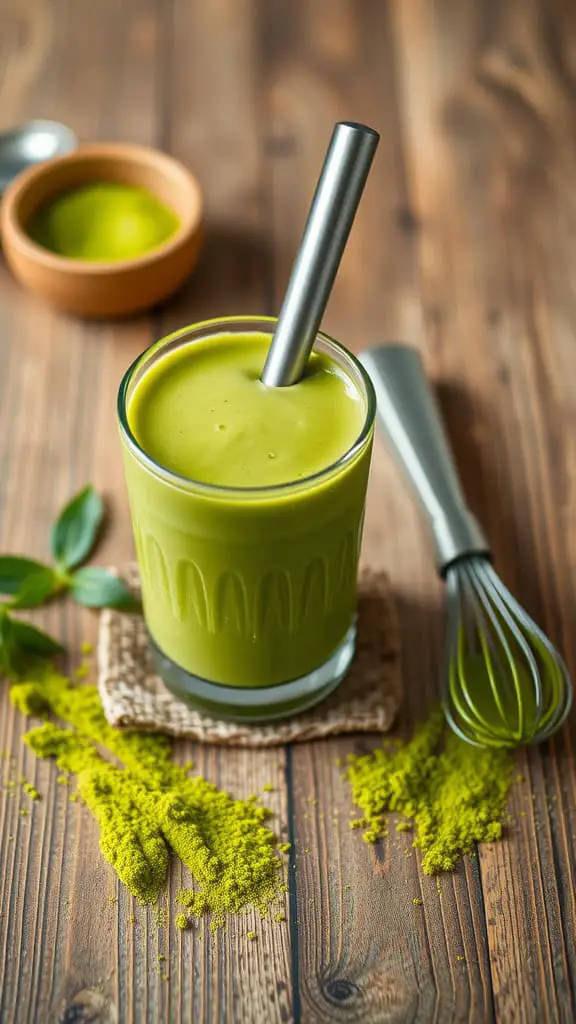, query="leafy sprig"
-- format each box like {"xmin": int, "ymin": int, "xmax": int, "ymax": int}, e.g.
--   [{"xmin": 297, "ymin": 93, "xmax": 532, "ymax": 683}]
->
[
  {"xmin": 0, "ymin": 485, "xmax": 139, "ymax": 677},
  {"xmin": 51, "ymin": 486, "xmax": 105, "ymax": 573}
]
